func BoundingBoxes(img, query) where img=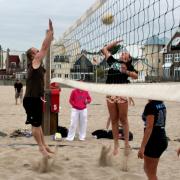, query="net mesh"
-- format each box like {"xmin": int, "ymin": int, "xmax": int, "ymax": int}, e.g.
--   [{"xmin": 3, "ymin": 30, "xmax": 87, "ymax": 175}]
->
[{"xmin": 52, "ymin": 0, "xmax": 180, "ymax": 83}]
